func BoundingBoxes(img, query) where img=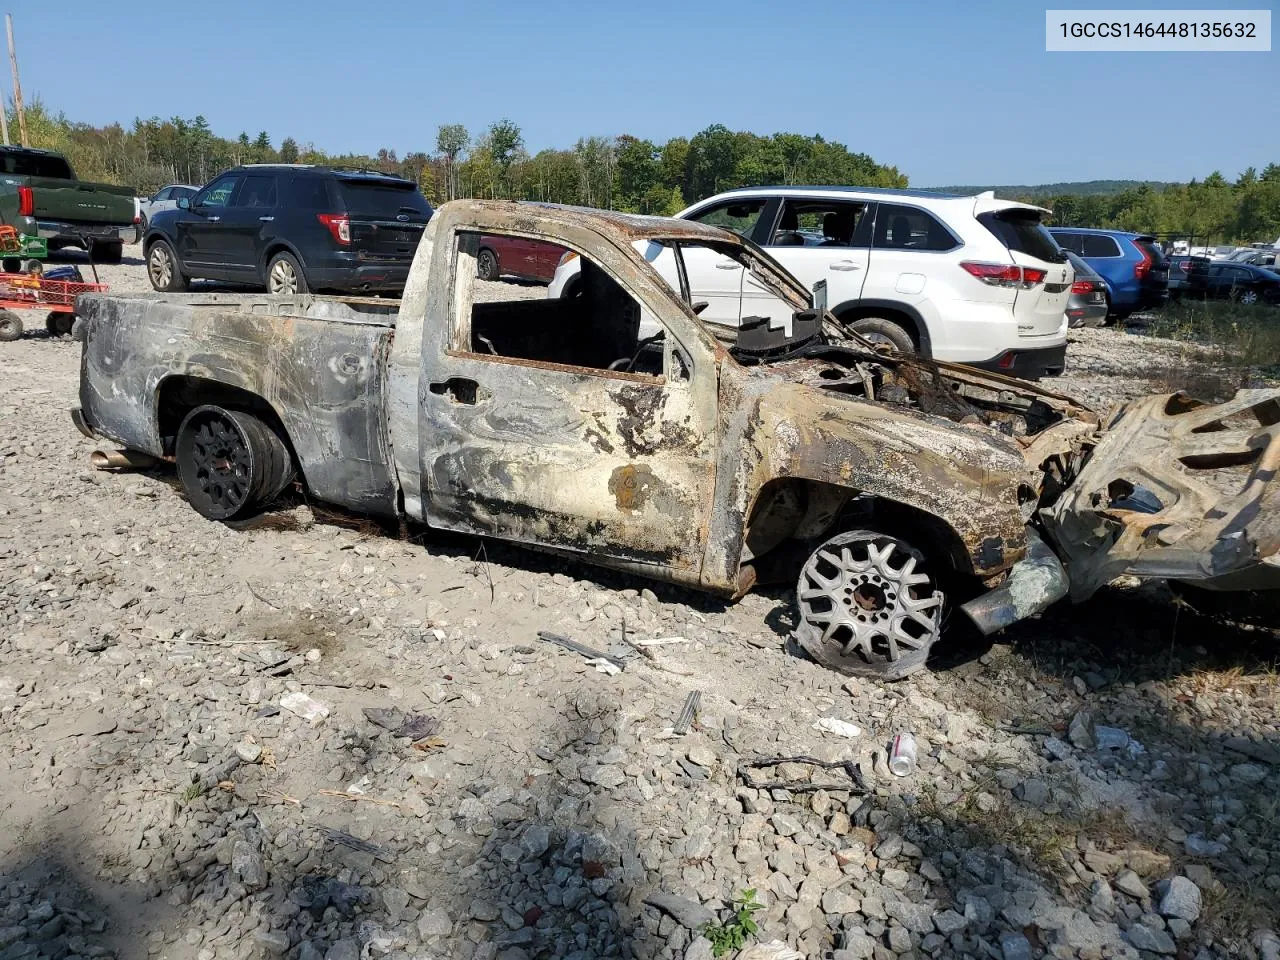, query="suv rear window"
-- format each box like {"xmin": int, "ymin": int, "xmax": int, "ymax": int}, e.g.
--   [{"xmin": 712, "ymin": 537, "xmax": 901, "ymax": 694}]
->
[
  {"xmin": 0, "ymin": 150, "xmax": 73, "ymax": 179},
  {"xmin": 337, "ymin": 179, "xmax": 432, "ymax": 219},
  {"xmin": 980, "ymin": 211, "xmax": 1066, "ymax": 263}
]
